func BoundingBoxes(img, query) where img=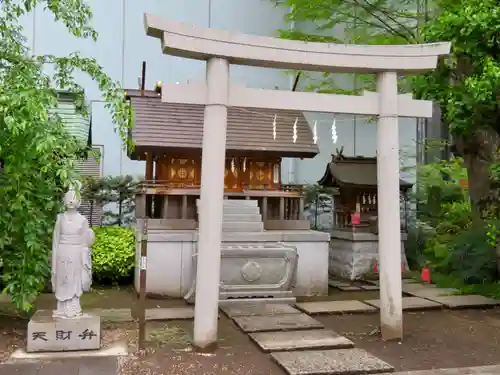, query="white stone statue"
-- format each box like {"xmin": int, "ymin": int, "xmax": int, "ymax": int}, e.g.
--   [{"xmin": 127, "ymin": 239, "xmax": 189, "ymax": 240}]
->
[{"xmin": 51, "ymin": 181, "xmax": 95, "ymax": 319}]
